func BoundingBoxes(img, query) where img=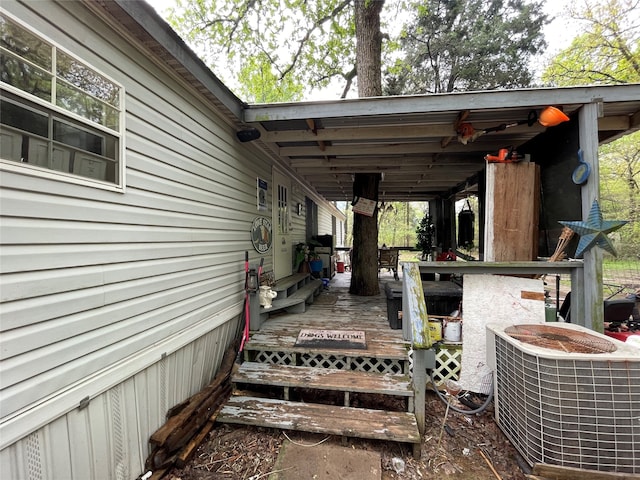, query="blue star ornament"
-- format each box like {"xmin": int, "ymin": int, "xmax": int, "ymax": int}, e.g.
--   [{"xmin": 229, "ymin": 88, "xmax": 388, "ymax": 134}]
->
[{"xmin": 560, "ymin": 200, "xmax": 627, "ymax": 257}]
